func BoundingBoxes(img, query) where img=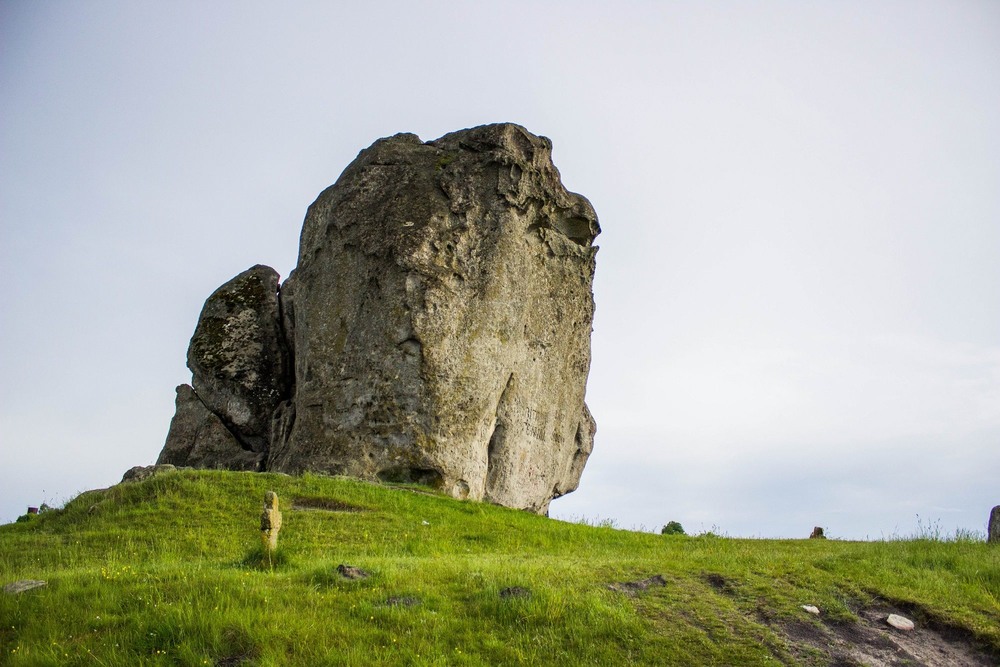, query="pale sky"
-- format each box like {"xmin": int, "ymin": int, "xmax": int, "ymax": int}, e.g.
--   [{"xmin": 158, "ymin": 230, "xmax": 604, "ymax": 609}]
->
[{"xmin": 2, "ymin": 1, "xmax": 998, "ymax": 538}]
